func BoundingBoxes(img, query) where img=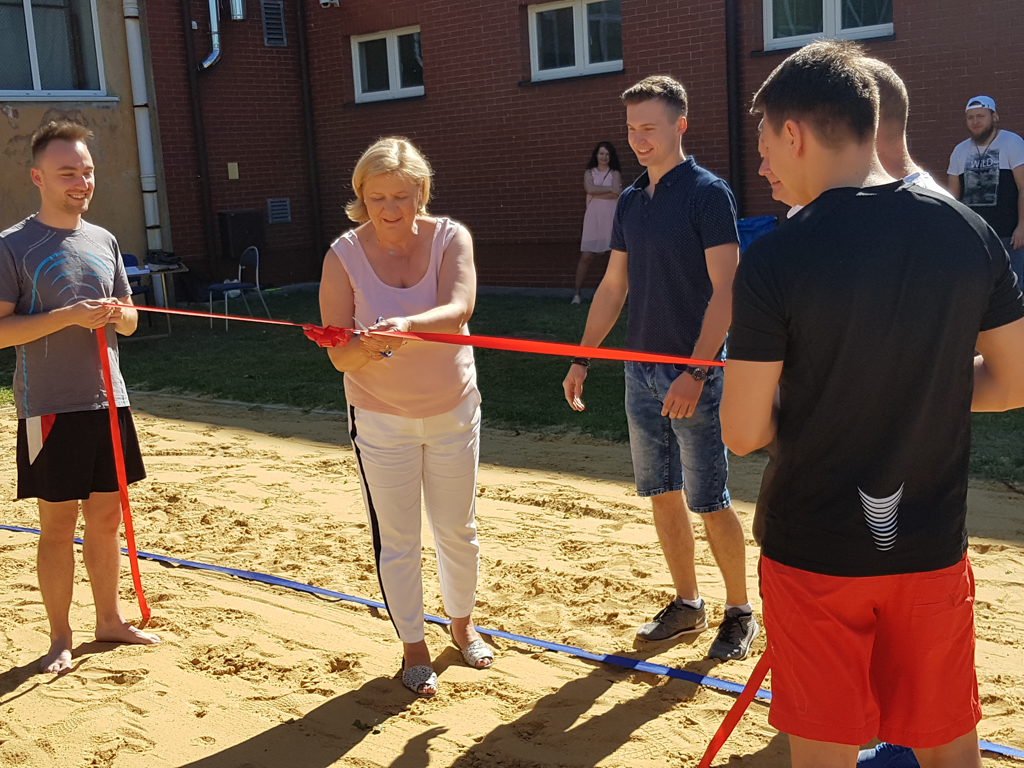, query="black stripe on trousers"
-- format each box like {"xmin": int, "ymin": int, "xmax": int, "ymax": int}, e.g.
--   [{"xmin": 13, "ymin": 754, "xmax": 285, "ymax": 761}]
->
[{"xmin": 349, "ymin": 405, "xmax": 401, "ymax": 639}]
